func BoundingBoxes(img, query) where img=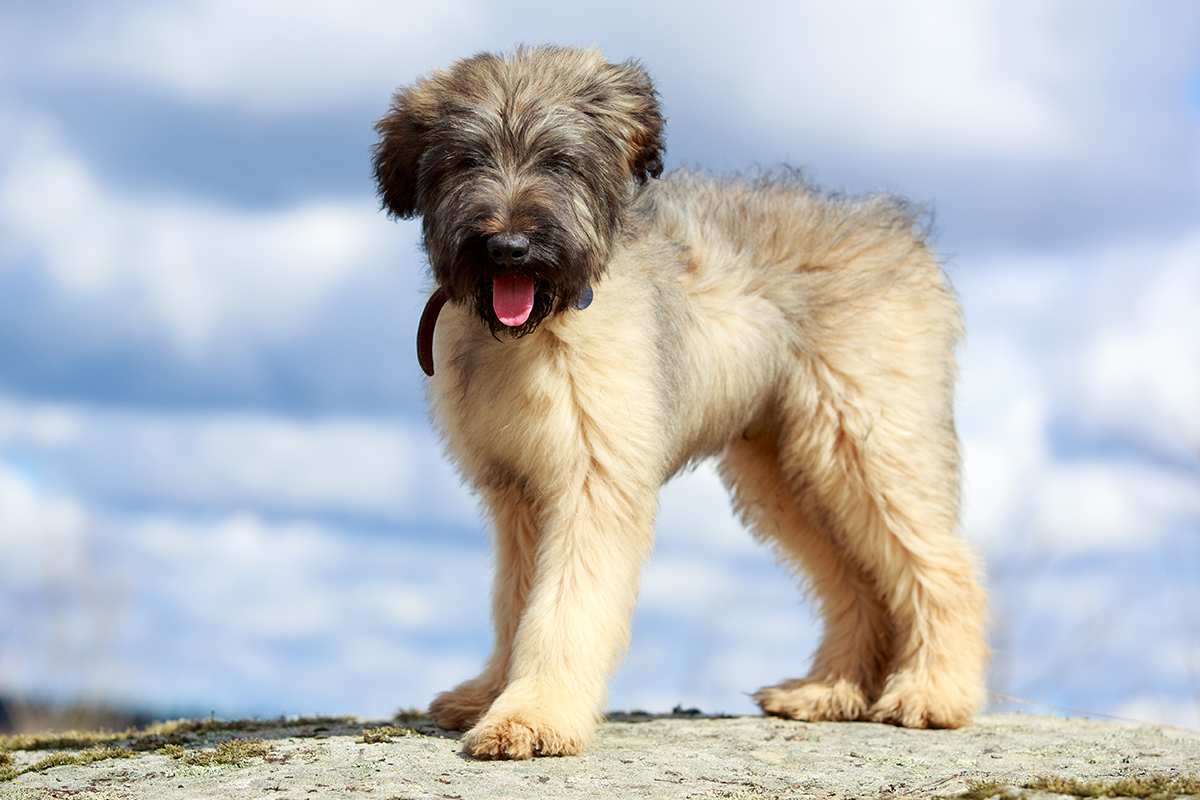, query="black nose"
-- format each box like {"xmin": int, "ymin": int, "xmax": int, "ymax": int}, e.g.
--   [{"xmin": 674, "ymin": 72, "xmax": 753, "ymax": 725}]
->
[{"xmin": 487, "ymin": 232, "xmax": 530, "ymax": 266}]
